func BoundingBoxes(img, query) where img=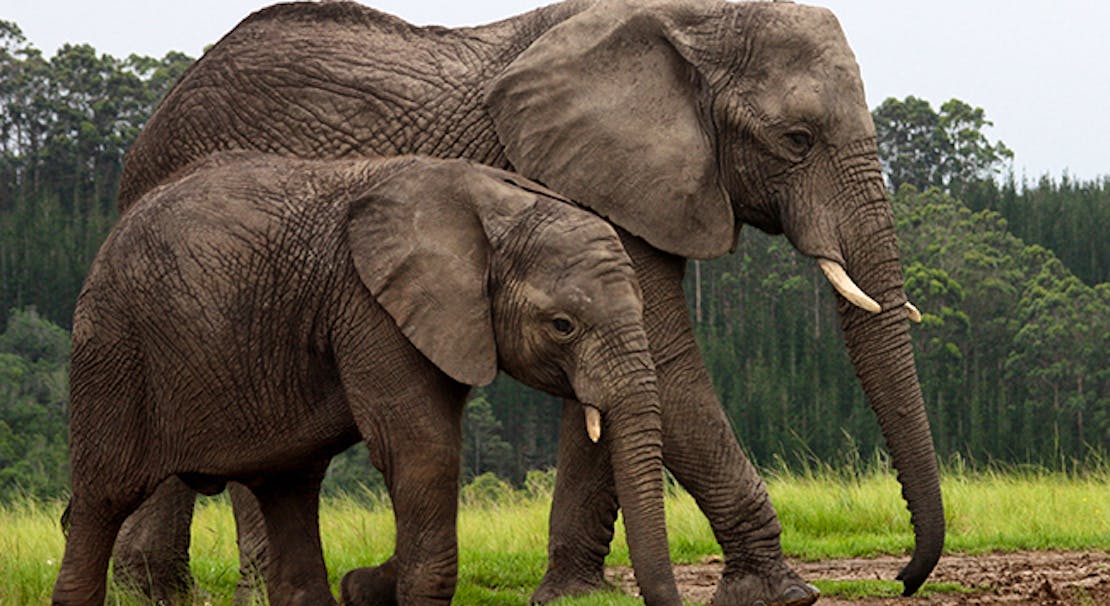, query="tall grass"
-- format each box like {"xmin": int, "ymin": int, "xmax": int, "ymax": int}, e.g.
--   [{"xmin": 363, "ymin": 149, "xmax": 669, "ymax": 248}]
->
[
  {"xmin": 5, "ymin": 463, "xmax": 1109, "ymax": 604},
  {"xmin": 772, "ymin": 460, "xmax": 1110, "ymax": 560},
  {"xmin": 1, "ymin": 498, "xmax": 66, "ymax": 605}
]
